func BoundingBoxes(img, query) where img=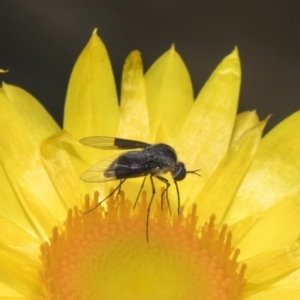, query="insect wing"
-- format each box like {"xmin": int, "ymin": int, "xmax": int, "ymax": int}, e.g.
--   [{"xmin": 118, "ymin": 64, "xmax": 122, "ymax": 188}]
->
[
  {"xmin": 80, "ymin": 153, "xmax": 151, "ymax": 182},
  {"xmin": 80, "ymin": 136, "xmax": 151, "ymax": 150},
  {"xmin": 81, "ymin": 155, "xmax": 121, "ymax": 182}
]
